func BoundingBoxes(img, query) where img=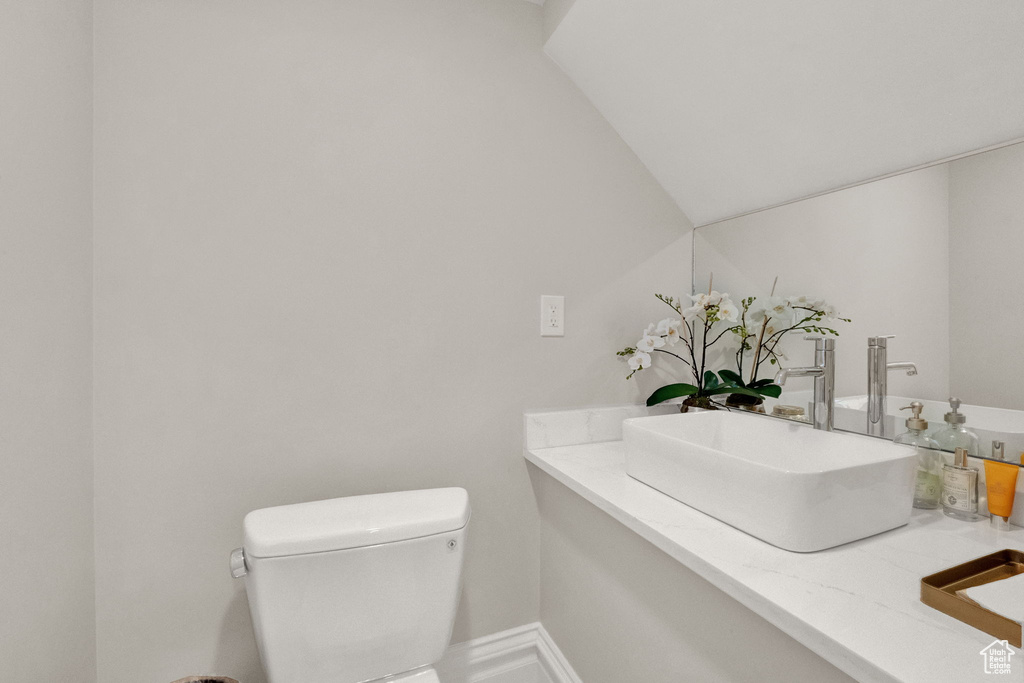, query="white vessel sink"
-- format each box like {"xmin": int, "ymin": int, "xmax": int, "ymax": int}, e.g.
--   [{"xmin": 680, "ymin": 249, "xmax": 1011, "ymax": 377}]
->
[{"xmin": 623, "ymin": 412, "xmax": 917, "ymax": 552}]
